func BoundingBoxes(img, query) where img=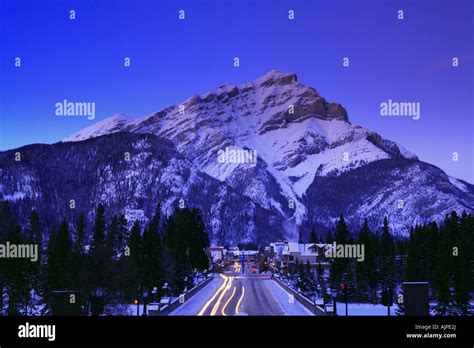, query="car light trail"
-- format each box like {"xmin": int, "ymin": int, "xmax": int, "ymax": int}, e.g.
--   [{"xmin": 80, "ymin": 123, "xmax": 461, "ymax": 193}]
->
[
  {"xmin": 235, "ymin": 285, "xmax": 245, "ymax": 314},
  {"xmin": 221, "ymin": 286, "xmax": 237, "ymax": 316},
  {"xmin": 197, "ymin": 274, "xmax": 228, "ymax": 316},
  {"xmin": 210, "ymin": 276, "xmax": 233, "ymax": 316}
]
